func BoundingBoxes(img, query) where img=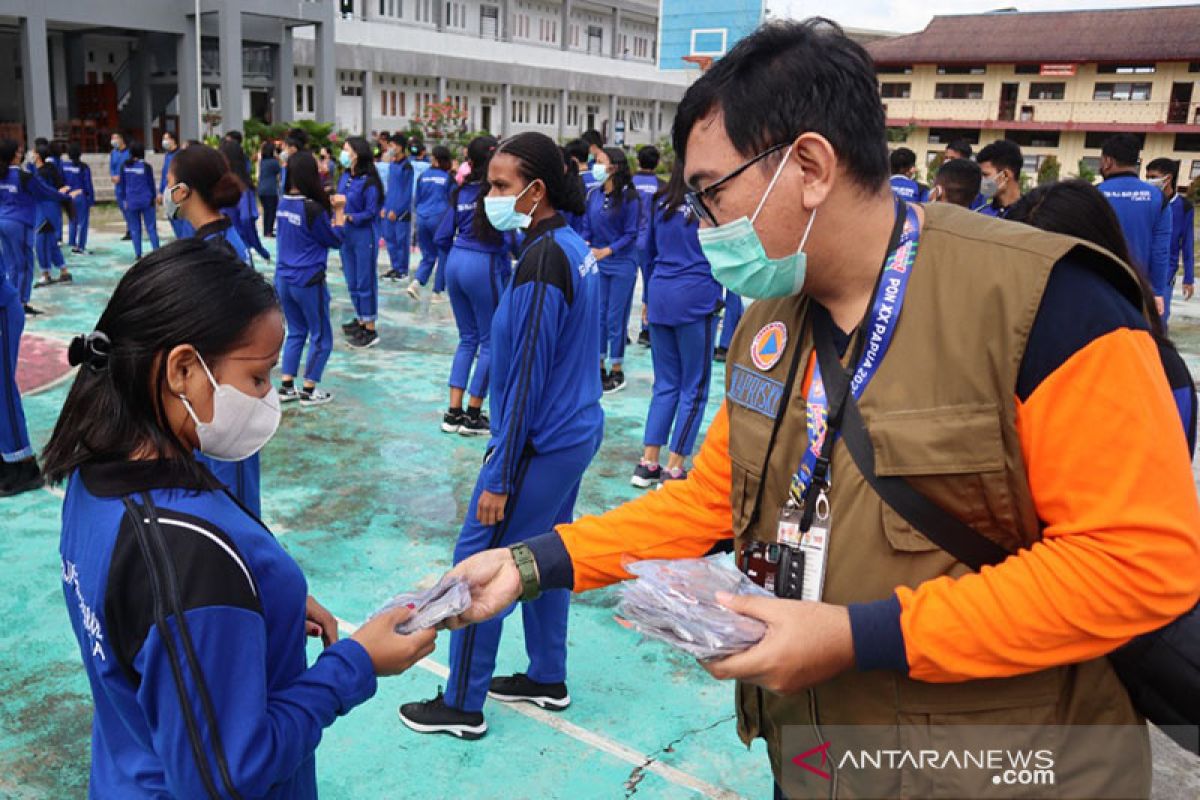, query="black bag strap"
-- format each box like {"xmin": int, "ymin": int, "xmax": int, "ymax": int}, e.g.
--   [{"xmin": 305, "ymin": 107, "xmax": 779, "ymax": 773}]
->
[{"xmin": 811, "ymin": 304, "xmax": 1012, "ymax": 571}]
